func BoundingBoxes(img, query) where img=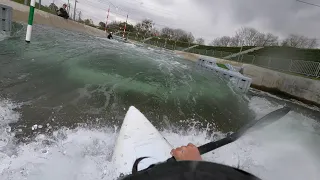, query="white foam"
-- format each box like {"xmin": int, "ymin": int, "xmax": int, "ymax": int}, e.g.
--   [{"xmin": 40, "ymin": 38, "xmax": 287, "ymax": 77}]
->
[
  {"xmin": 248, "ymin": 96, "xmax": 284, "ymax": 119},
  {"xmin": 0, "ymin": 128, "xmax": 118, "ymax": 180},
  {"xmin": 0, "ymin": 99, "xmax": 20, "ymax": 125},
  {"xmin": 0, "ymin": 32, "xmax": 9, "ymax": 42},
  {"xmin": 147, "ymin": 47, "xmax": 155, "ymax": 51},
  {"xmin": 0, "ymin": 99, "xmax": 21, "ymax": 147},
  {"xmin": 250, "ymin": 88, "xmax": 320, "ymax": 112},
  {"xmin": 123, "ymin": 43, "xmax": 136, "ymax": 48},
  {"xmin": 0, "ymin": 97, "xmax": 319, "ymax": 180}
]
